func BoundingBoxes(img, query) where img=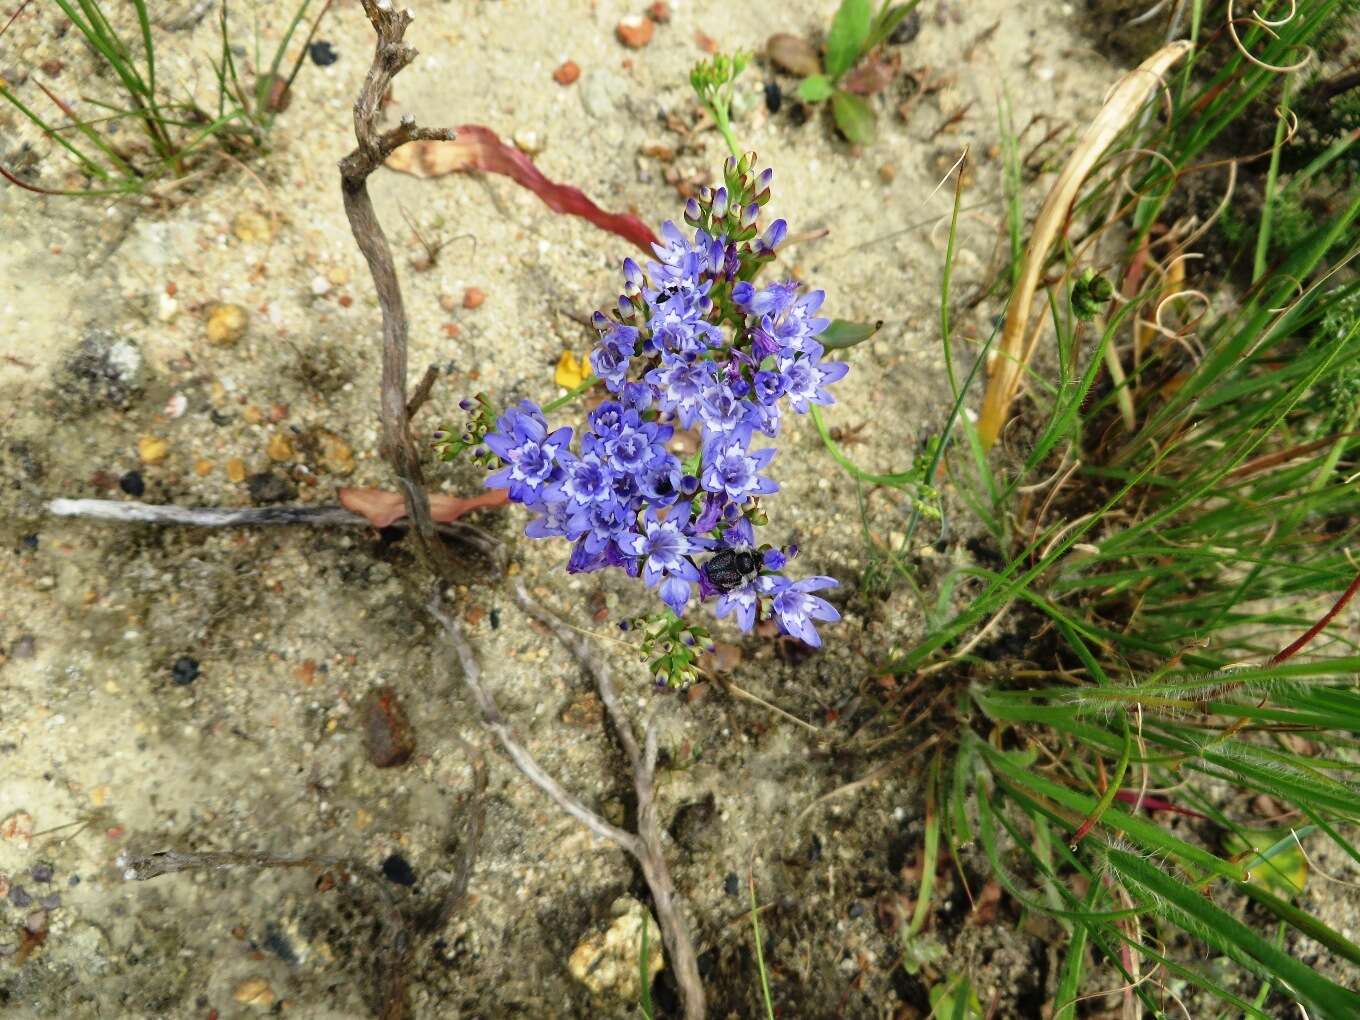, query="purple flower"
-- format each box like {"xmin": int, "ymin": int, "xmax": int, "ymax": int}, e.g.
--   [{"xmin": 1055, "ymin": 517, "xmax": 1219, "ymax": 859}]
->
[
  {"xmin": 752, "ymin": 370, "xmax": 786, "ymax": 405},
  {"xmin": 698, "ymin": 384, "xmax": 755, "ymax": 437},
  {"xmin": 619, "ymin": 508, "xmax": 707, "ymax": 615},
  {"xmin": 770, "ymin": 576, "xmax": 841, "ymax": 647},
  {"xmin": 572, "ymin": 499, "xmax": 635, "ymax": 555},
  {"xmin": 713, "ymin": 572, "xmax": 782, "ymax": 632},
  {"xmin": 606, "ymin": 410, "xmax": 672, "ymax": 474},
  {"xmin": 700, "ymin": 432, "xmax": 778, "ymax": 502},
  {"xmin": 524, "ymin": 496, "xmax": 572, "ymax": 539},
  {"xmin": 563, "ymin": 452, "xmax": 614, "ymax": 509},
  {"xmin": 484, "ymin": 401, "xmax": 573, "ymax": 506},
  {"xmin": 647, "ymin": 359, "xmax": 714, "ymax": 428},
  {"xmin": 779, "ymin": 341, "xmax": 850, "ymax": 413}
]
